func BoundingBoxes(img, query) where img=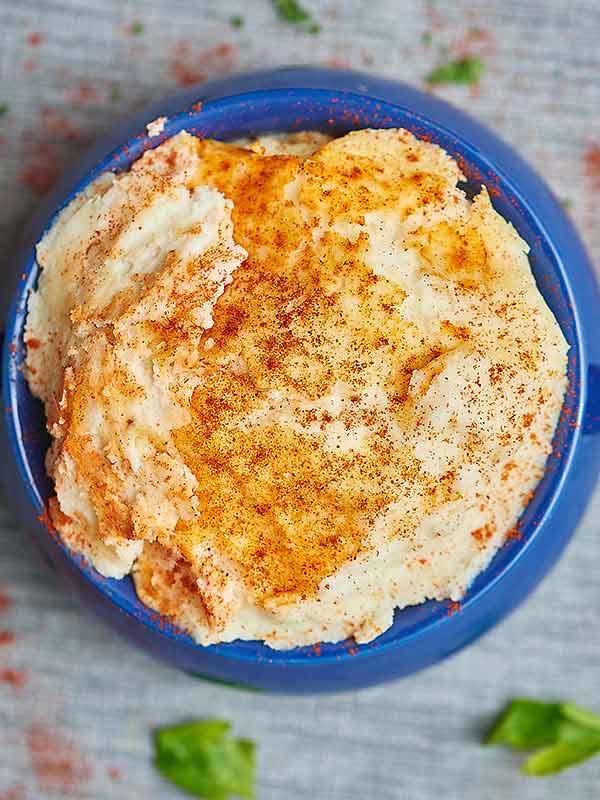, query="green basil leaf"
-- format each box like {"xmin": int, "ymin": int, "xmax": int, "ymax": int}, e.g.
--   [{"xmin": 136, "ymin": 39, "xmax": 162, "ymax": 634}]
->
[
  {"xmin": 523, "ymin": 738, "xmax": 600, "ymax": 776},
  {"xmin": 426, "ymin": 56, "xmax": 484, "ymax": 86},
  {"xmin": 272, "ymin": 0, "xmax": 320, "ymax": 32},
  {"xmin": 486, "ymin": 699, "xmax": 564, "ymax": 750},
  {"xmin": 561, "ymin": 703, "xmax": 600, "ymax": 733},
  {"xmin": 154, "ymin": 720, "xmax": 256, "ymax": 799},
  {"xmin": 486, "ymin": 699, "xmax": 600, "ymax": 776}
]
